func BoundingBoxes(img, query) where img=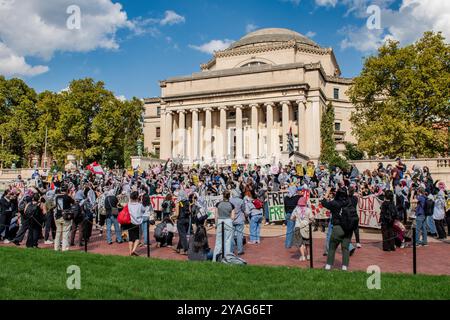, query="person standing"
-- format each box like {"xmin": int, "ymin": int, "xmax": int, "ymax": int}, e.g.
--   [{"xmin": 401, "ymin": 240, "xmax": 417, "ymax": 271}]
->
[
  {"xmin": 433, "ymin": 191, "xmax": 447, "ymax": 239},
  {"xmin": 230, "ymin": 189, "xmax": 245, "ymax": 255},
  {"xmin": 415, "ymin": 188, "xmax": 428, "ymax": 246},
  {"xmin": 213, "ymin": 191, "xmax": 235, "ymax": 261},
  {"xmin": 284, "ymin": 186, "xmax": 300, "ymax": 248},
  {"xmin": 321, "ymin": 188, "xmax": 352, "ymax": 271},
  {"xmin": 380, "ymin": 190, "xmax": 397, "ymax": 251},
  {"xmin": 175, "ymin": 192, "xmax": 192, "ymax": 255},
  {"xmin": 0, "ymin": 190, "xmax": 14, "ymax": 243},
  {"xmin": 54, "ymin": 185, "xmax": 74, "ymax": 251},
  {"xmin": 25, "ymin": 193, "xmax": 46, "ymax": 248},
  {"xmin": 291, "ymin": 195, "xmax": 313, "ymax": 261},
  {"xmin": 246, "ymin": 193, "xmax": 263, "ymax": 245},
  {"xmin": 104, "ymin": 188, "xmax": 123, "ymax": 244},
  {"xmin": 43, "ymin": 190, "xmax": 56, "ymax": 245},
  {"xmin": 124, "ymin": 191, "xmax": 145, "ymax": 256}
]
